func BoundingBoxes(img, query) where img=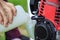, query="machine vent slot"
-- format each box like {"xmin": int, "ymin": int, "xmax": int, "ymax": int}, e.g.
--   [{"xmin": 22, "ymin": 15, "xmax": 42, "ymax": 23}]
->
[
  {"xmin": 39, "ymin": 2, "xmax": 45, "ymax": 14},
  {"xmin": 40, "ymin": 11, "xmax": 43, "ymax": 13},
  {"xmin": 55, "ymin": 6, "xmax": 60, "ymax": 24},
  {"xmin": 42, "ymin": 2, "xmax": 45, "ymax": 5},
  {"xmin": 58, "ymin": 6, "xmax": 60, "ymax": 9},
  {"xmin": 55, "ymin": 19, "xmax": 59, "ymax": 24},
  {"xmin": 58, "ymin": 0, "xmax": 60, "ymax": 2},
  {"xmin": 41, "ymin": 8, "xmax": 43, "ymax": 11},
  {"xmin": 55, "ymin": 15, "xmax": 60, "ymax": 18},
  {"xmin": 56, "ymin": 13, "xmax": 60, "ymax": 15},
  {"xmin": 55, "ymin": 19, "xmax": 59, "ymax": 21},
  {"xmin": 39, "ymin": 0, "xmax": 46, "ymax": 15},
  {"xmin": 56, "ymin": 10, "xmax": 60, "ymax": 12},
  {"xmin": 41, "ymin": 5, "xmax": 44, "ymax": 8},
  {"xmin": 43, "ymin": 0, "xmax": 46, "ymax": 2}
]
